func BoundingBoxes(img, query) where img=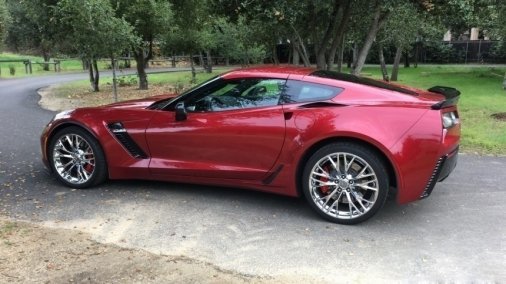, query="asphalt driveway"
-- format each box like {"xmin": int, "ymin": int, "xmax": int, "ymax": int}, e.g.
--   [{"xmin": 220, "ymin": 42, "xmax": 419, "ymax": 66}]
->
[{"xmin": 0, "ymin": 71, "xmax": 505, "ymax": 282}]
